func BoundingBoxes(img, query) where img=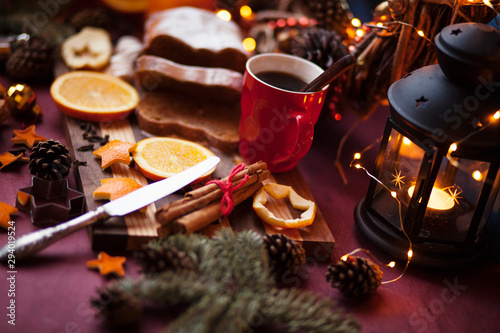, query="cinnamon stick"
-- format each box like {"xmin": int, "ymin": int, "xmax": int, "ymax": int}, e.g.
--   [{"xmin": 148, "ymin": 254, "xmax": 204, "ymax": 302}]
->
[
  {"xmin": 157, "ymin": 177, "xmax": 267, "ymax": 237},
  {"xmin": 156, "ymin": 161, "xmax": 268, "ymax": 225}
]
